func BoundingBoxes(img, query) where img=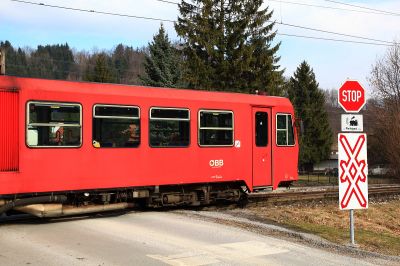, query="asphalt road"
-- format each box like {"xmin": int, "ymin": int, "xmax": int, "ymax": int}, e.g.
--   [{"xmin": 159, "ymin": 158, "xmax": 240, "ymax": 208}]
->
[{"xmin": 0, "ymin": 211, "xmax": 383, "ymax": 266}]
